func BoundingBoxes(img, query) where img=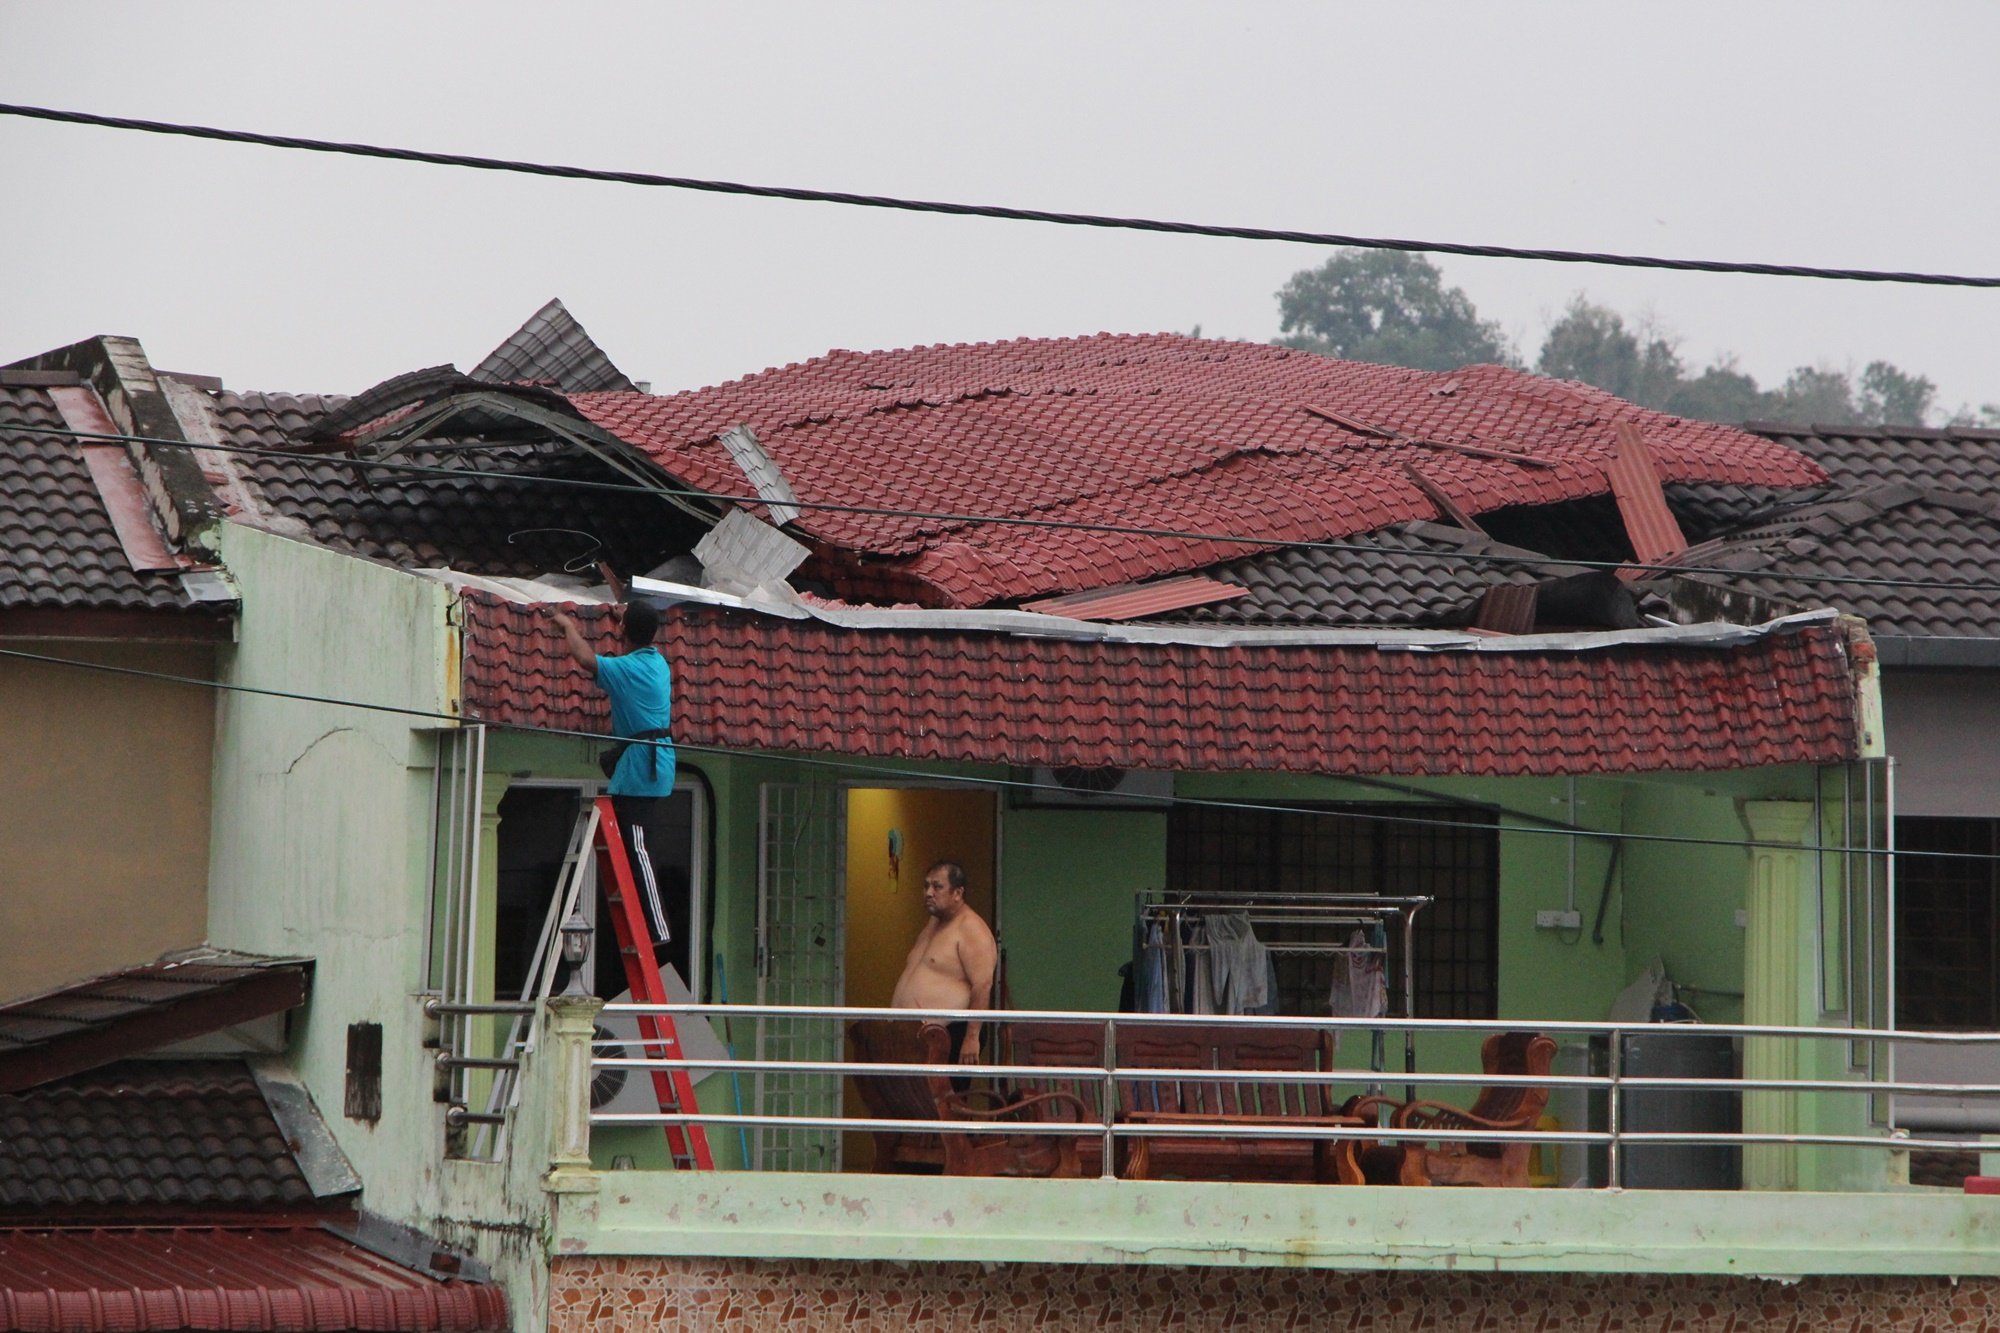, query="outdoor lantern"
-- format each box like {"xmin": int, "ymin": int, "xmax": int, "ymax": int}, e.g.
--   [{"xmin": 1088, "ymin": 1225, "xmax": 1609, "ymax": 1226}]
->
[{"xmin": 559, "ymin": 910, "xmax": 592, "ymax": 996}]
